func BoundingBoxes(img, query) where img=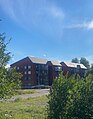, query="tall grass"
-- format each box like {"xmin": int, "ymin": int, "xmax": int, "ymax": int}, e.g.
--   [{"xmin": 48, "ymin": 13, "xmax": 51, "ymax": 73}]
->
[{"xmin": 0, "ymin": 96, "xmax": 48, "ymax": 119}]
